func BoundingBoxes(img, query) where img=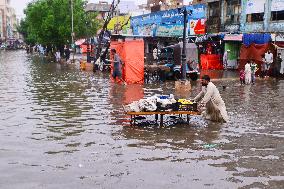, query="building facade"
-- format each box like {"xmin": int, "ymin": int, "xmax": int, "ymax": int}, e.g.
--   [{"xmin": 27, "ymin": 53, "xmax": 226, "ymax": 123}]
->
[
  {"xmin": 203, "ymin": 0, "xmax": 284, "ymax": 34},
  {"xmin": 0, "ymin": 0, "xmax": 19, "ymax": 41},
  {"xmin": 240, "ymin": 0, "xmax": 284, "ymax": 33},
  {"xmin": 147, "ymin": 0, "xmax": 183, "ymax": 12}
]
